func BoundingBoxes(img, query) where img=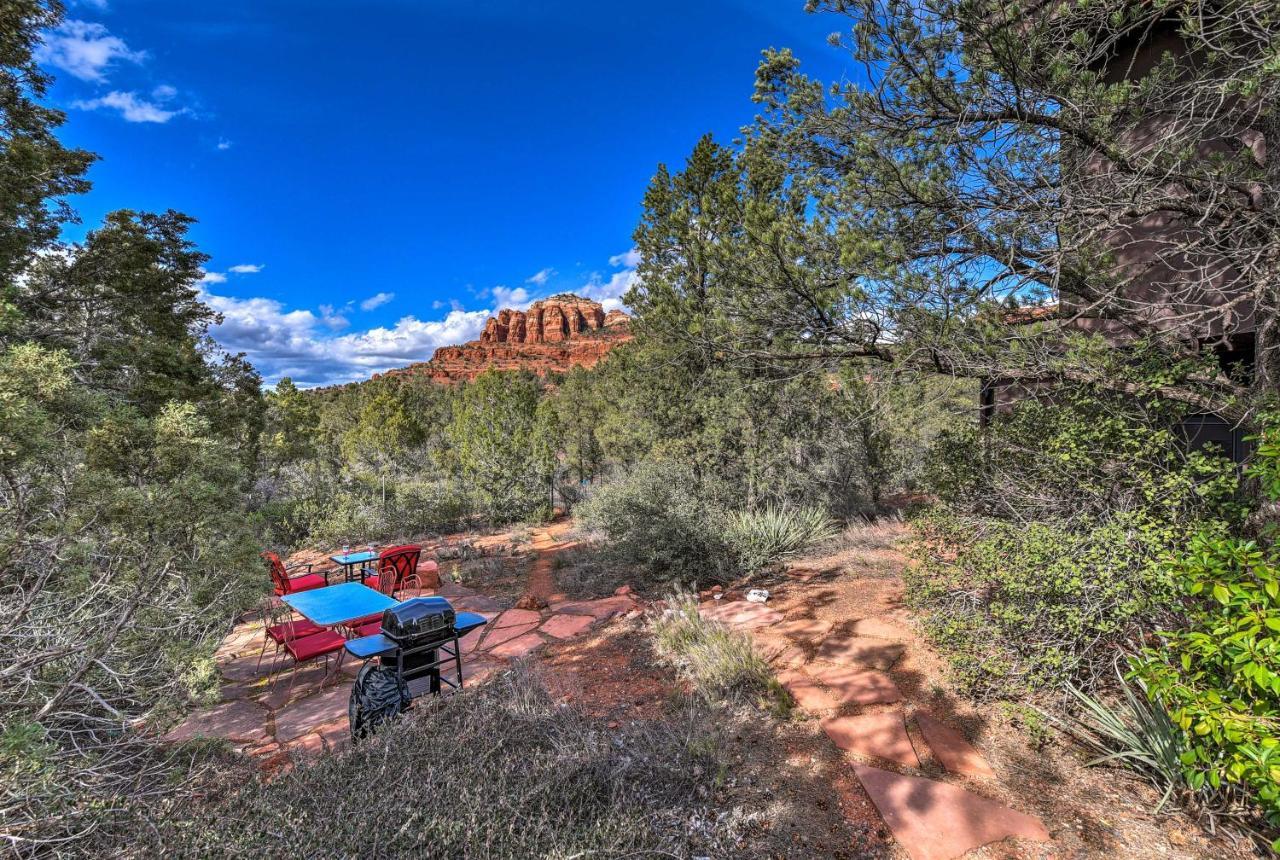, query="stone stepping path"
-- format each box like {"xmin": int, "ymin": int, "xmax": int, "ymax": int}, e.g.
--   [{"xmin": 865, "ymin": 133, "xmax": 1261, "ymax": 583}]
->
[{"xmin": 699, "ymin": 597, "xmax": 1048, "ymax": 859}]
